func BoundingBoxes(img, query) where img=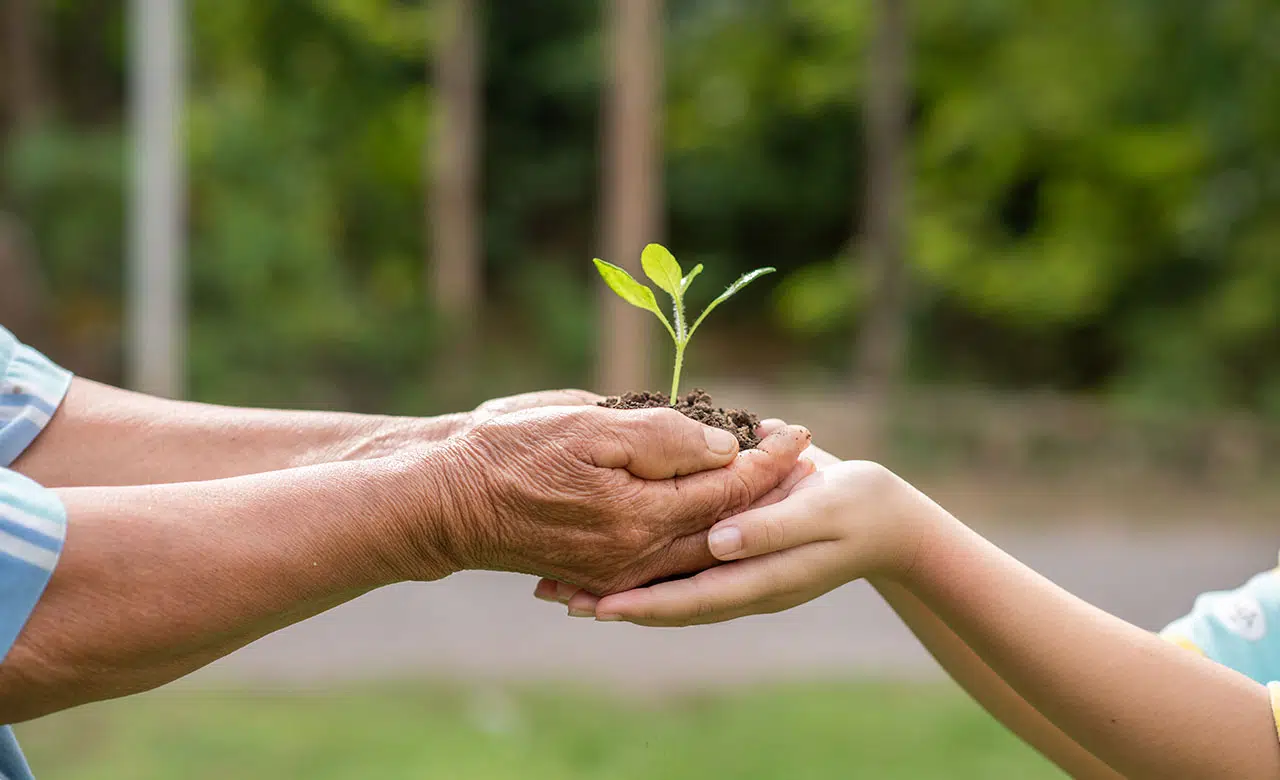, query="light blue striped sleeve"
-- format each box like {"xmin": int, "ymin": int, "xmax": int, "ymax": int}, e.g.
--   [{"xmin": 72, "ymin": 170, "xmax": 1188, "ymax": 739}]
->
[
  {"xmin": 0, "ymin": 326, "xmax": 72, "ymax": 467},
  {"xmin": 0, "ymin": 326, "xmax": 72, "ymax": 661},
  {"xmin": 0, "ymin": 469, "xmax": 66, "ymax": 660}
]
